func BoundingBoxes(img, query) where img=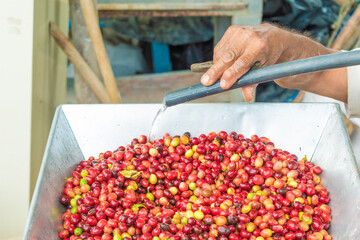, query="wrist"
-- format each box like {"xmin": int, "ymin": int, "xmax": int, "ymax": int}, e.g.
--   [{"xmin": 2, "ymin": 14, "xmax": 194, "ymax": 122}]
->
[{"xmin": 278, "ymin": 30, "xmax": 336, "ymax": 63}]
